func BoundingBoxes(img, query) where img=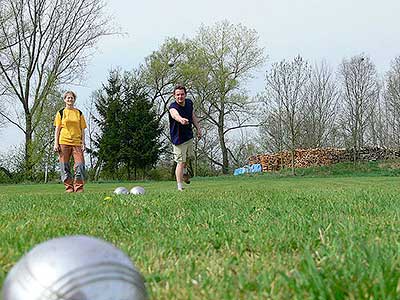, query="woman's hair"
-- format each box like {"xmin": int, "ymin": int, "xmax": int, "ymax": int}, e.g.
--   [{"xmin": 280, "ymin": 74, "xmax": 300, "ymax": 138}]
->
[
  {"xmin": 63, "ymin": 91, "xmax": 77, "ymax": 100},
  {"xmin": 173, "ymin": 85, "xmax": 187, "ymax": 95}
]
